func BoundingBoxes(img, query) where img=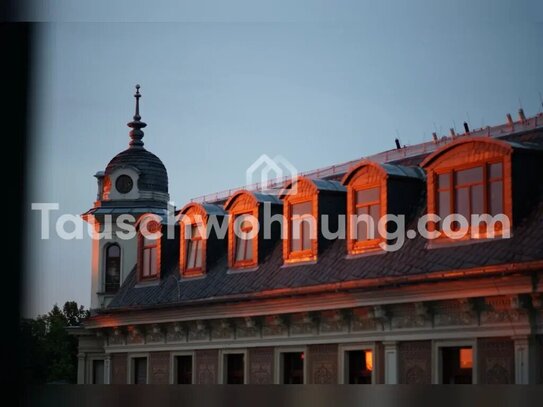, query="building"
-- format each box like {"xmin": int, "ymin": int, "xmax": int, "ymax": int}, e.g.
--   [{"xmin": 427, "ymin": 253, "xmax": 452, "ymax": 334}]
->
[{"xmin": 73, "ymin": 86, "xmax": 543, "ymax": 384}]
